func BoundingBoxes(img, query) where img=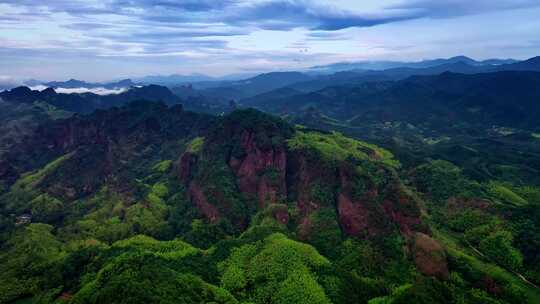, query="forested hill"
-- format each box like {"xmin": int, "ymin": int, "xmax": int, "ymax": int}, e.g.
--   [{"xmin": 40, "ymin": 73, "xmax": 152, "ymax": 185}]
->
[
  {"xmin": 243, "ymin": 71, "xmax": 540, "ymax": 131},
  {"xmin": 0, "ymin": 101, "xmax": 538, "ymax": 303}
]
